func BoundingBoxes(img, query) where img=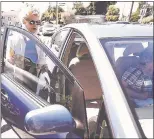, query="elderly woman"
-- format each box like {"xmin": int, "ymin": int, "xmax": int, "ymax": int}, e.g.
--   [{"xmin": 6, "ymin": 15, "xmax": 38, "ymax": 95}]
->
[
  {"xmin": 6, "ymin": 5, "xmax": 50, "ymax": 100},
  {"xmin": 122, "ymin": 46, "xmax": 153, "ymax": 107},
  {"xmin": 6, "ymin": 5, "xmax": 45, "ymax": 73},
  {"xmin": 19, "ymin": 5, "xmax": 41, "ymax": 34}
]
